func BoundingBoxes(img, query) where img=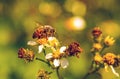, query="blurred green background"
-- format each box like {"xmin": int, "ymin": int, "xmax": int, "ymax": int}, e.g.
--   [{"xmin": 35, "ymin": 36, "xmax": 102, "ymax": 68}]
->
[{"xmin": 0, "ymin": 0, "xmax": 120, "ymax": 79}]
